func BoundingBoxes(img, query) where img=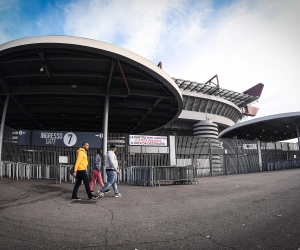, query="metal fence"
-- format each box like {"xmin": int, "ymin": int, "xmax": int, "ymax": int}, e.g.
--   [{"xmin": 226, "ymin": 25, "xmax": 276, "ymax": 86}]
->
[
  {"xmin": 123, "ymin": 166, "xmax": 198, "ymax": 187},
  {"xmin": 266, "ymin": 159, "xmax": 300, "ymax": 171},
  {"xmin": 261, "ymin": 141, "xmax": 300, "ymax": 171},
  {"xmin": 0, "ymin": 160, "xmax": 198, "ymax": 187},
  {"xmin": 0, "ymin": 160, "xmax": 75, "ymax": 183},
  {"xmin": 175, "ymin": 137, "xmax": 261, "ymax": 177},
  {"xmin": 2, "ymin": 127, "xmax": 300, "ymax": 186}
]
